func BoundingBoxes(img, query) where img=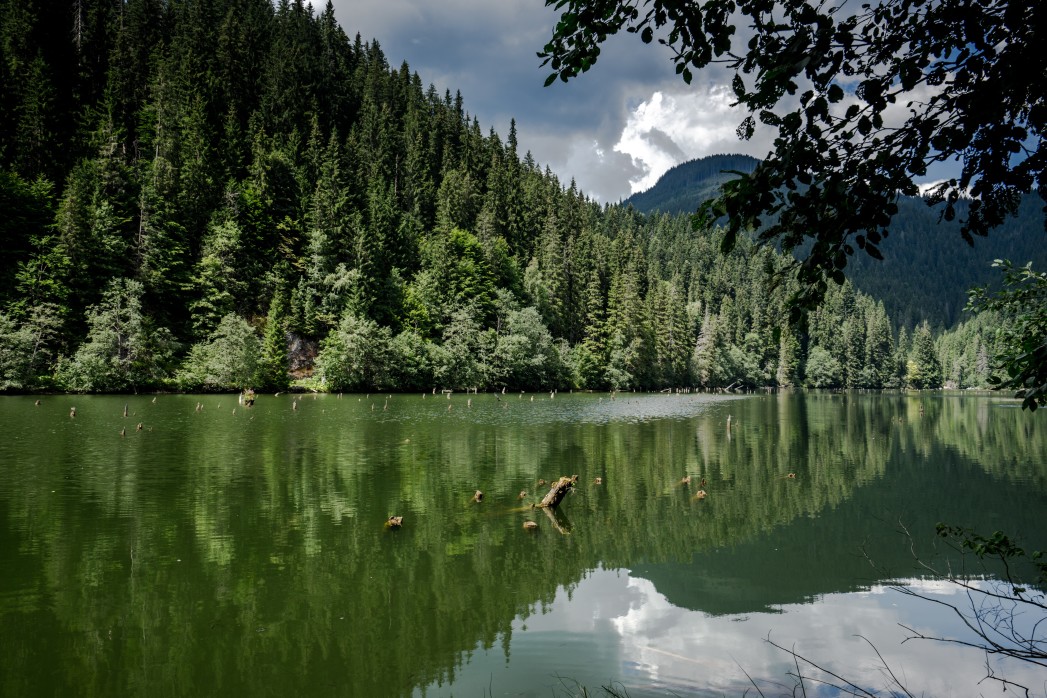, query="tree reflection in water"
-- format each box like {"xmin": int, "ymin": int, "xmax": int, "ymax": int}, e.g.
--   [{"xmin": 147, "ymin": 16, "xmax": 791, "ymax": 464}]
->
[{"xmin": 0, "ymin": 392, "xmax": 1043, "ymax": 696}]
